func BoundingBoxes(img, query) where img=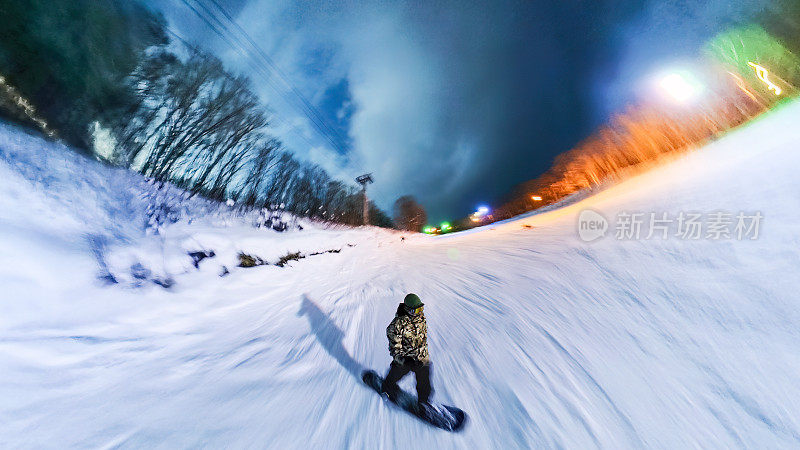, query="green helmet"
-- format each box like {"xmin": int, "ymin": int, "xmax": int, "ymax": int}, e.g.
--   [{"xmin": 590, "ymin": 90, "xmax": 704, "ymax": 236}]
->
[{"xmin": 404, "ymin": 293, "xmax": 423, "ymax": 308}]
